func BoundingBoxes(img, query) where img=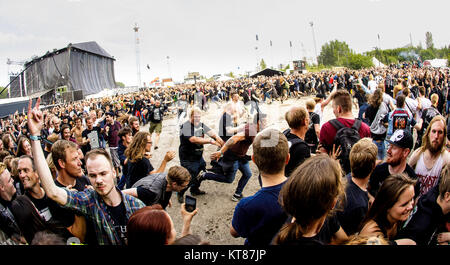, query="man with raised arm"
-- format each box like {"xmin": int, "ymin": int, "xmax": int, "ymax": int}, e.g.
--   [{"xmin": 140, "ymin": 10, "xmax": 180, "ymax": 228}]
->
[{"xmin": 27, "ymin": 98, "xmax": 145, "ymax": 245}]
